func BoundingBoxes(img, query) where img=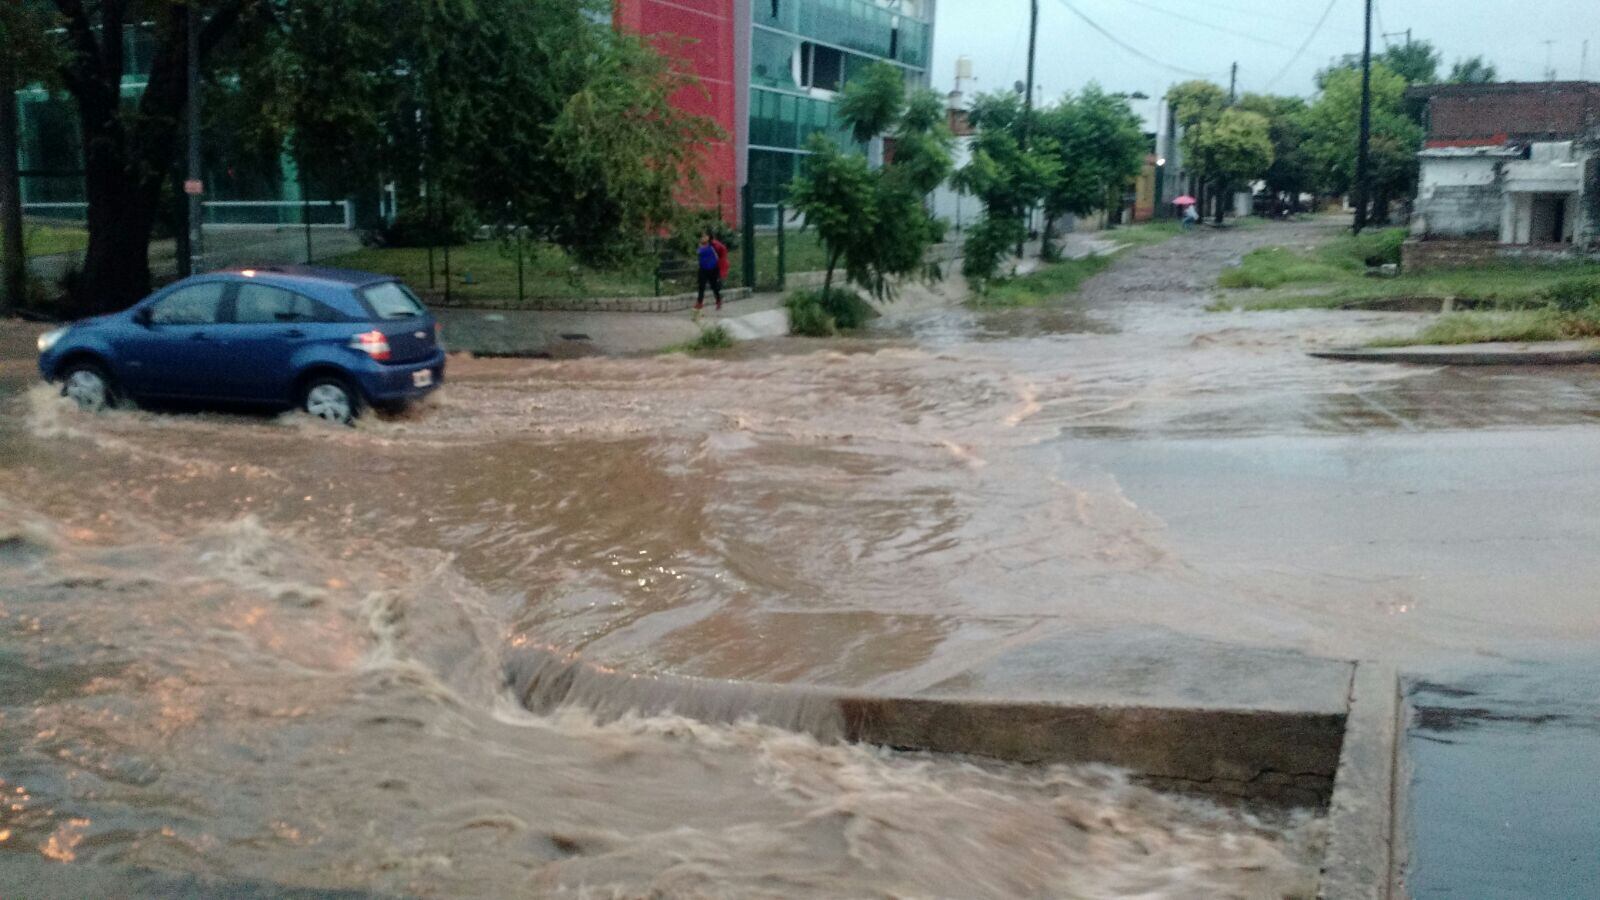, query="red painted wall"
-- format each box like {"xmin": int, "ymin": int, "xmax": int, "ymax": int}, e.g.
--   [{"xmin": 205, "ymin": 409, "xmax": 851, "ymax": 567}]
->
[{"xmin": 613, "ymin": 0, "xmax": 741, "ymax": 225}]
